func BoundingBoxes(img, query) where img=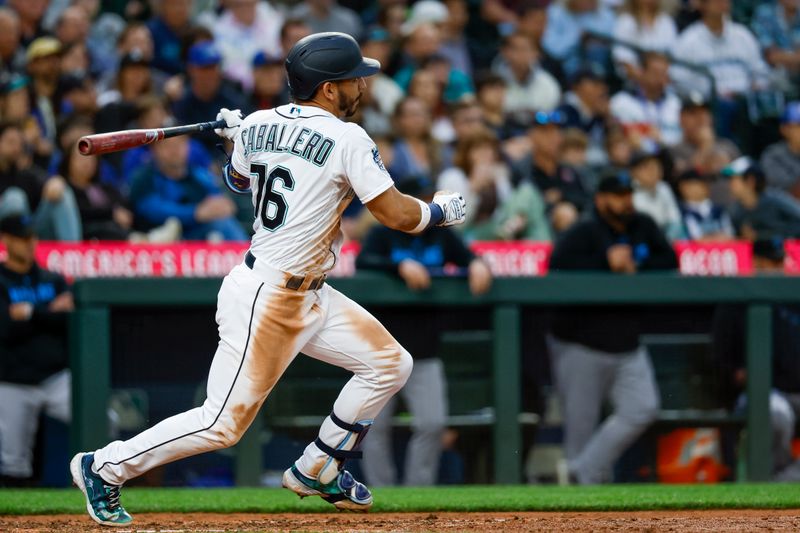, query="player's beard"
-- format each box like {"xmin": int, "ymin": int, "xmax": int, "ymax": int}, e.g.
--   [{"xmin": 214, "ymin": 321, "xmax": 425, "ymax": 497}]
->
[{"xmin": 337, "ymin": 91, "xmax": 360, "ymax": 118}]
